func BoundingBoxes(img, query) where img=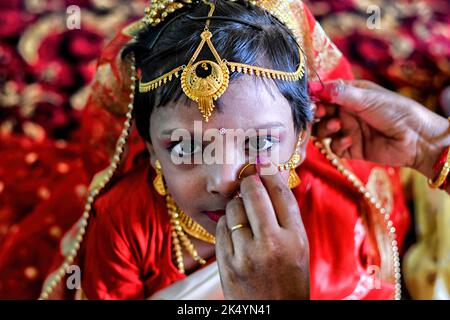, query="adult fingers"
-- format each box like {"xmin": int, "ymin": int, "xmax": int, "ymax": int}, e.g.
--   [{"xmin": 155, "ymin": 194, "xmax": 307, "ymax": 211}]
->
[
  {"xmin": 256, "ymin": 157, "xmax": 303, "ymax": 230},
  {"xmin": 225, "ymin": 196, "xmax": 253, "ymax": 252}
]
